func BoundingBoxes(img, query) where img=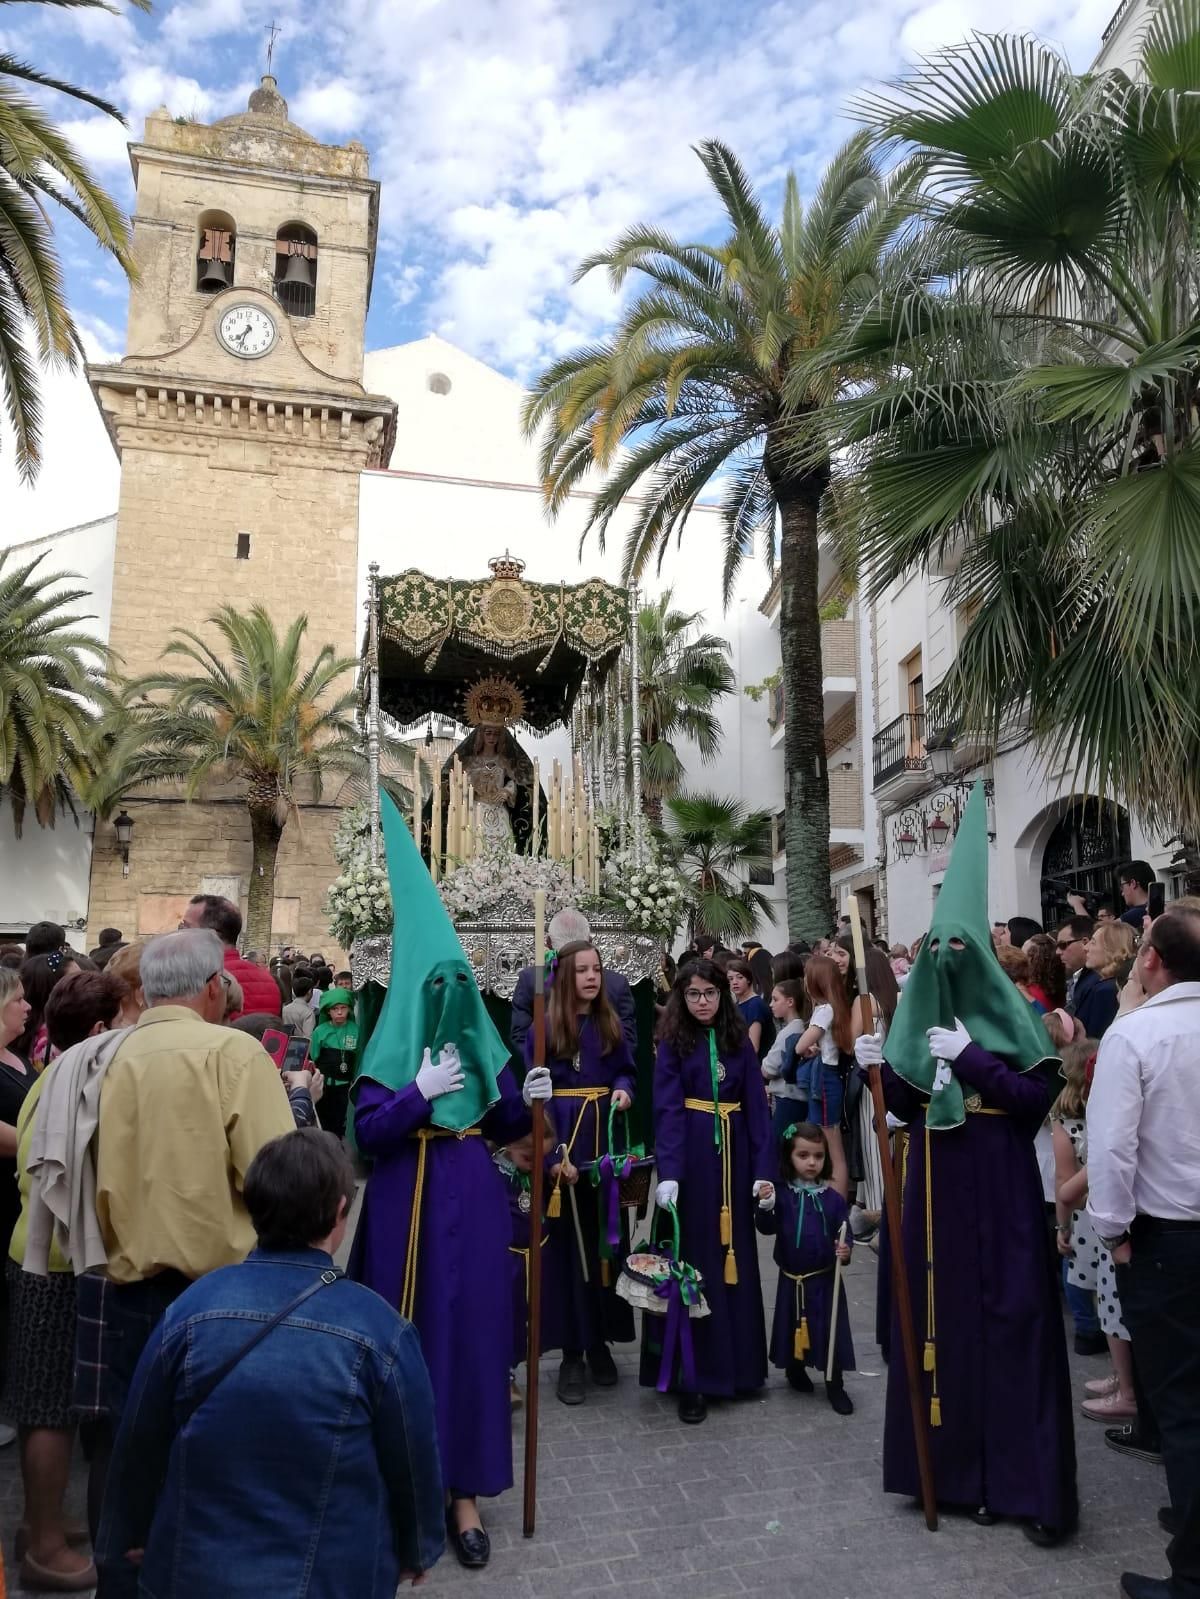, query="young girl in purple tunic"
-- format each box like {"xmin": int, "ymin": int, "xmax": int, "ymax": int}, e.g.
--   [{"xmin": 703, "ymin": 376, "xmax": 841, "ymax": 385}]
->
[
  {"xmin": 525, "ymin": 940, "xmax": 637, "ymax": 1406},
  {"xmin": 642, "ymin": 958, "xmax": 774, "ymax": 1424},
  {"xmin": 756, "ymin": 1122, "xmax": 855, "ymax": 1413}
]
